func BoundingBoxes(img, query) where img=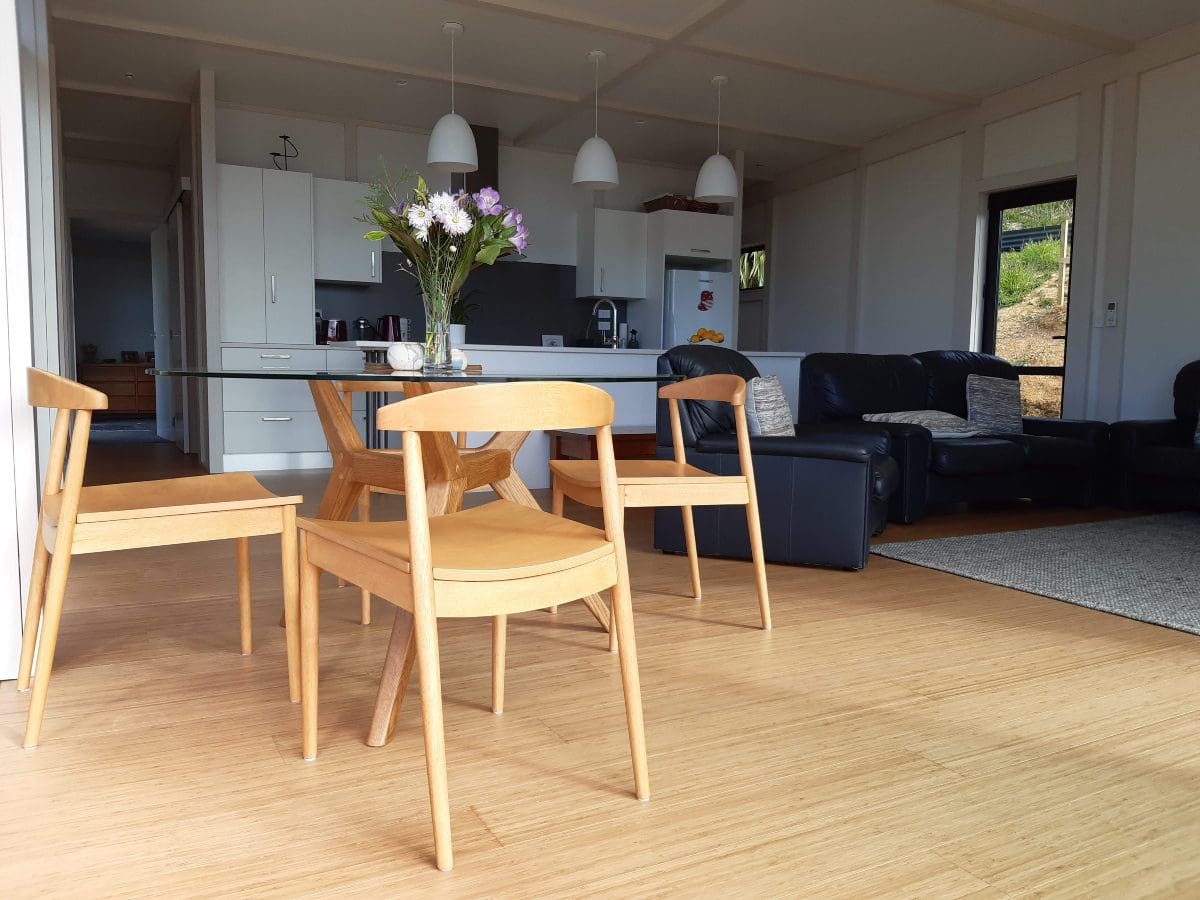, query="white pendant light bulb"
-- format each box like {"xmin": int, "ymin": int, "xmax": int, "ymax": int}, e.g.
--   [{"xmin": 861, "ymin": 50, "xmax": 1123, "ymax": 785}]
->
[
  {"xmin": 695, "ymin": 74, "xmax": 738, "ymax": 203},
  {"xmin": 573, "ymin": 49, "xmax": 619, "ymax": 190},
  {"xmin": 427, "ymin": 21, "xmax": 478, "ymax": 174}
]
